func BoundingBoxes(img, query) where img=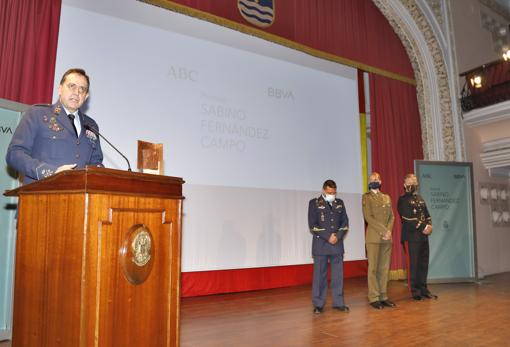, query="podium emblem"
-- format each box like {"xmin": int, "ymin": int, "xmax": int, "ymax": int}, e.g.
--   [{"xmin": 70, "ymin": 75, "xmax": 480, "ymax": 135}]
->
[
  {"xmin": 120, "ymin": 224, "xmax": 155, "ymax": 285},
  {"xmin": 132, "ymin": 229, "xmax": 152, "ymax": 266}
]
